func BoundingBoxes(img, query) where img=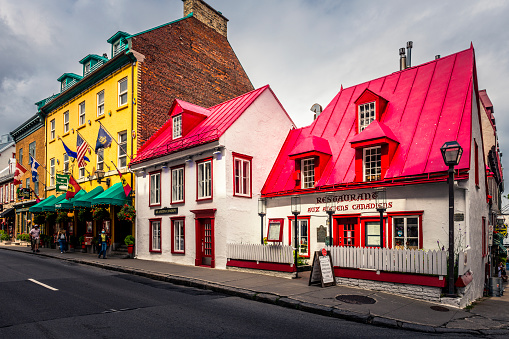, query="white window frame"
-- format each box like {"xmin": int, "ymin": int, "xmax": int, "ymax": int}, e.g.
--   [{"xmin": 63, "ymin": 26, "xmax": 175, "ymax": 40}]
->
[
  {"xmin": 118, "ymin": 77, "xmax": 128, "ymax": 106},
  {"xmin": 365, "ymin": 221, "xmax": 381, "ymax": 247},
  {"xmin": 79, "ymin": 101, "xmax": 86, "ymax": 125},
  {"xmin": 79, "ymin": 167, "xmax": 85, "ymax": 179},
  {"xmin": 84, "ymin": 62, "xmax": 91, "ymax": 75},
  {"xmin": 50, "ymin": 158, "xmax": 55, "ymax": 186},
  {"xmin": 363, "ymin": 146, "xmax": 381, "ymax": 182},
  {"xmin": 50, "ymin": 119, "xmax": 55, "ymax": 140},
  {"xmin": 172, "ymin": 114, "xmax": 182, "ymax": 139},
  {"xmin": 34, "ymin": 181, "xmax": 38, "ymax": 196},
  {"xmin": 173, "ymin": 219, "xmax": 185, "ymax": 253},
  {"xmin": 291, "ymin": 219, "xmax": 309, "ymax": 256},
  {"xmin": 392, "ymin": 216, "xmax": 420, "ymax": 250},
  {"xmin": 358, "ymin": 101, "xmax": 376, "ymax": 132},
  {"xmin": 29, "ymin": 141, "xmax": 36, "ymax": 159},
  {"xmin": 197, "ymin": 160, "xmax": 212, "ymax": 200},
  {"xmin": 150, "ymin": 220, "xmax": 161, "ymax": 252},
  {"xmin": 63, "ymin": 154, "xmax": 69, "ymax": 173},
  {"xmin": 149, "ymin": 171, "xmax": 161, "ymax": 206},
  {"xmin": 96, "ymin": 148, "xmax": 104, "ymax": 171},
  {"xmin": 171, "ymin": 167, "xmax": 184, "ymax": 203},
  {"xmin": 301, "ymin": 158, "xmax": 315, "ymax": 189},
  {"xmin": 118, "ymin": 131, "xmax": 127, "ymax": 168},
  {"xmin": 63, "ymin": 111, "xmax": 69, "ymax": 133},
  {"xmin": 234, "ymin": 156, "xmax": 251, "ymax": 197},
  {"xmin": 97, "ymin": 90, "xmax": 105, "ymax": 116},
  {"xmin": 113, "ymin": 41, "xmax": 121, "ymax": 56}
]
